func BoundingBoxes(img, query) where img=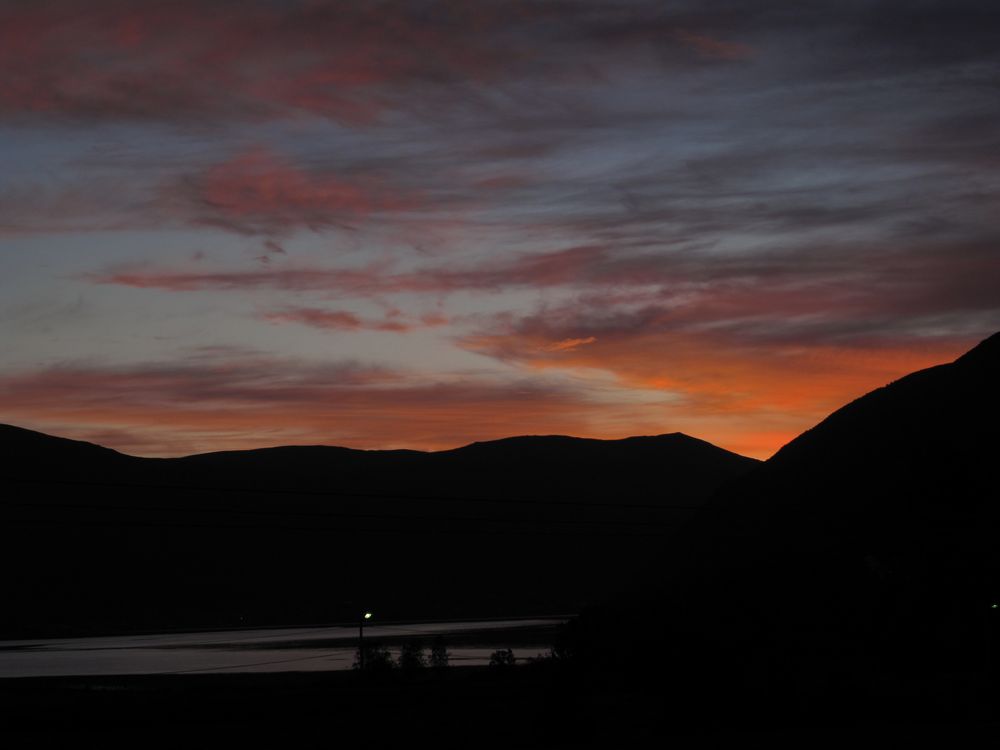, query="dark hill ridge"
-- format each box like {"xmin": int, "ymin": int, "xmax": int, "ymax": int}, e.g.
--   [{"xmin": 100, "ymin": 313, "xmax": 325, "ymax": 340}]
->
[
  {"xmin": 168, "ymin": 432, "xmax": 754, "ymax": 506},
  {"xmin": 0, "ymin": 423, "xmax": 129, "ymax": 467},
  {"xmin": 0, "ymin": 427, "xmax": 757, "ymax": 505},
  {"xmin": 1, "ymin": 425, "xmax": 745, "ymax": 468},
  {"xmin": 0, "ymin": 426, "xmax": 757, "ymax": 636}
]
